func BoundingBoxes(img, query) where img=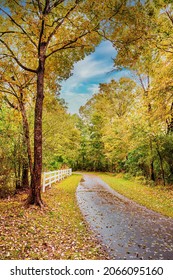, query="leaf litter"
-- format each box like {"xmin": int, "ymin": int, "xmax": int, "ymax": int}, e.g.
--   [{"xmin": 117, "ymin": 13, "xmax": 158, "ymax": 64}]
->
[{"xmin": 0, "ymin": 175, "xmax": 108, "ymax": 260}]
